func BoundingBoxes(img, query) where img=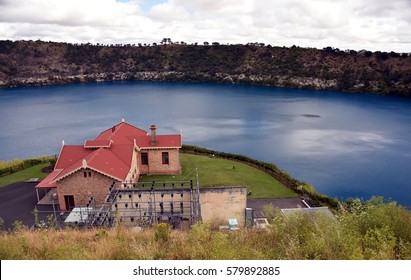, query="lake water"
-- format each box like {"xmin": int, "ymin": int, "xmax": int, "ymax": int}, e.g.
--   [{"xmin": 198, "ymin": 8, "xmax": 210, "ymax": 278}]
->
[{"xmin": 1, "ymin": 81, "xmax": 410, "ymax": 206}]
